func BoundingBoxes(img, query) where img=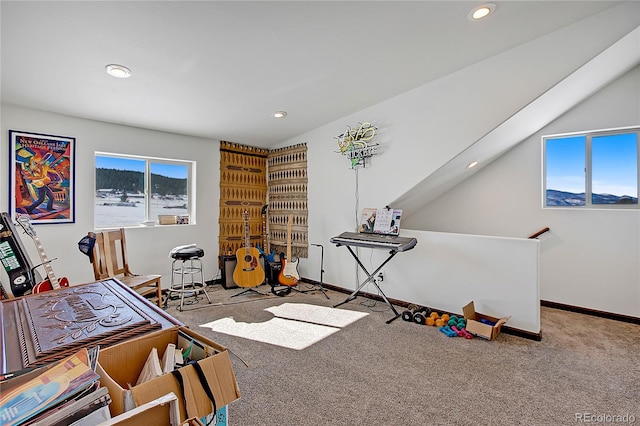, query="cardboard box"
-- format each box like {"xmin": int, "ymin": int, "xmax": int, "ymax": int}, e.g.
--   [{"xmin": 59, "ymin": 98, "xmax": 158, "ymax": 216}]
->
[
  {"xmin": 103, "ymin": 392, "xmax": 178, "ymax": 426},
  {"xmin": 97, "ymin": 326, "xmax": 240, "ymax": 422},
  {"xmin": 462, "ymin": 301, "xmax": 509, "ymax": 341}
]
